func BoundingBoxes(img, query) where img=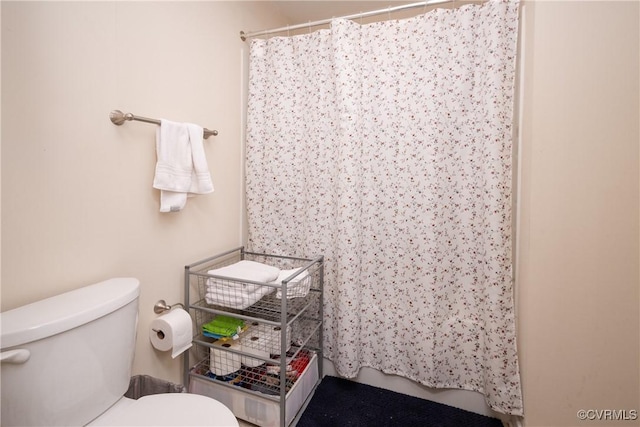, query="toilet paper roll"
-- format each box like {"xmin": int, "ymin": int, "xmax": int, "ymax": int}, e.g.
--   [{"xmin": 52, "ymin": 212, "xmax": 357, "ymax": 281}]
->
[
  {"xmin": 210, "ymin": 340, "xmax": 242, "ymax": 376},
  {"xmin": 149, "ymin": 308, "xmax": 193, "ymax": 359},
  {"xmin": 266, "ymin": 324, "xmax": 291, "ymax": 355},
  {"xmin": 240, "ymin": 323, "xmax": 291, "ymax": 357},
  {"xmin": 240, "ymin": 334, "xmax": 271, "ymax": 367}
]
